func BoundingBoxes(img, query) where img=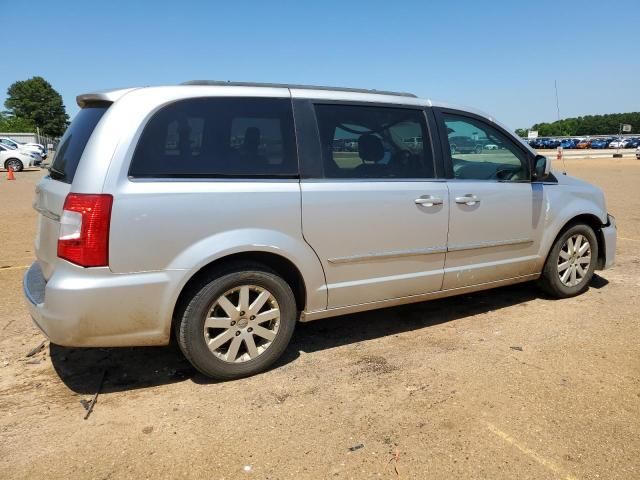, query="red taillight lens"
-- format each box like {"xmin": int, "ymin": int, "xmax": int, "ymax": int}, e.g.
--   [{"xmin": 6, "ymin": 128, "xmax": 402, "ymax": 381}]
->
[{"xmin": 57, "ymin": 193, "xmax": 113, "ymax": 267}]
